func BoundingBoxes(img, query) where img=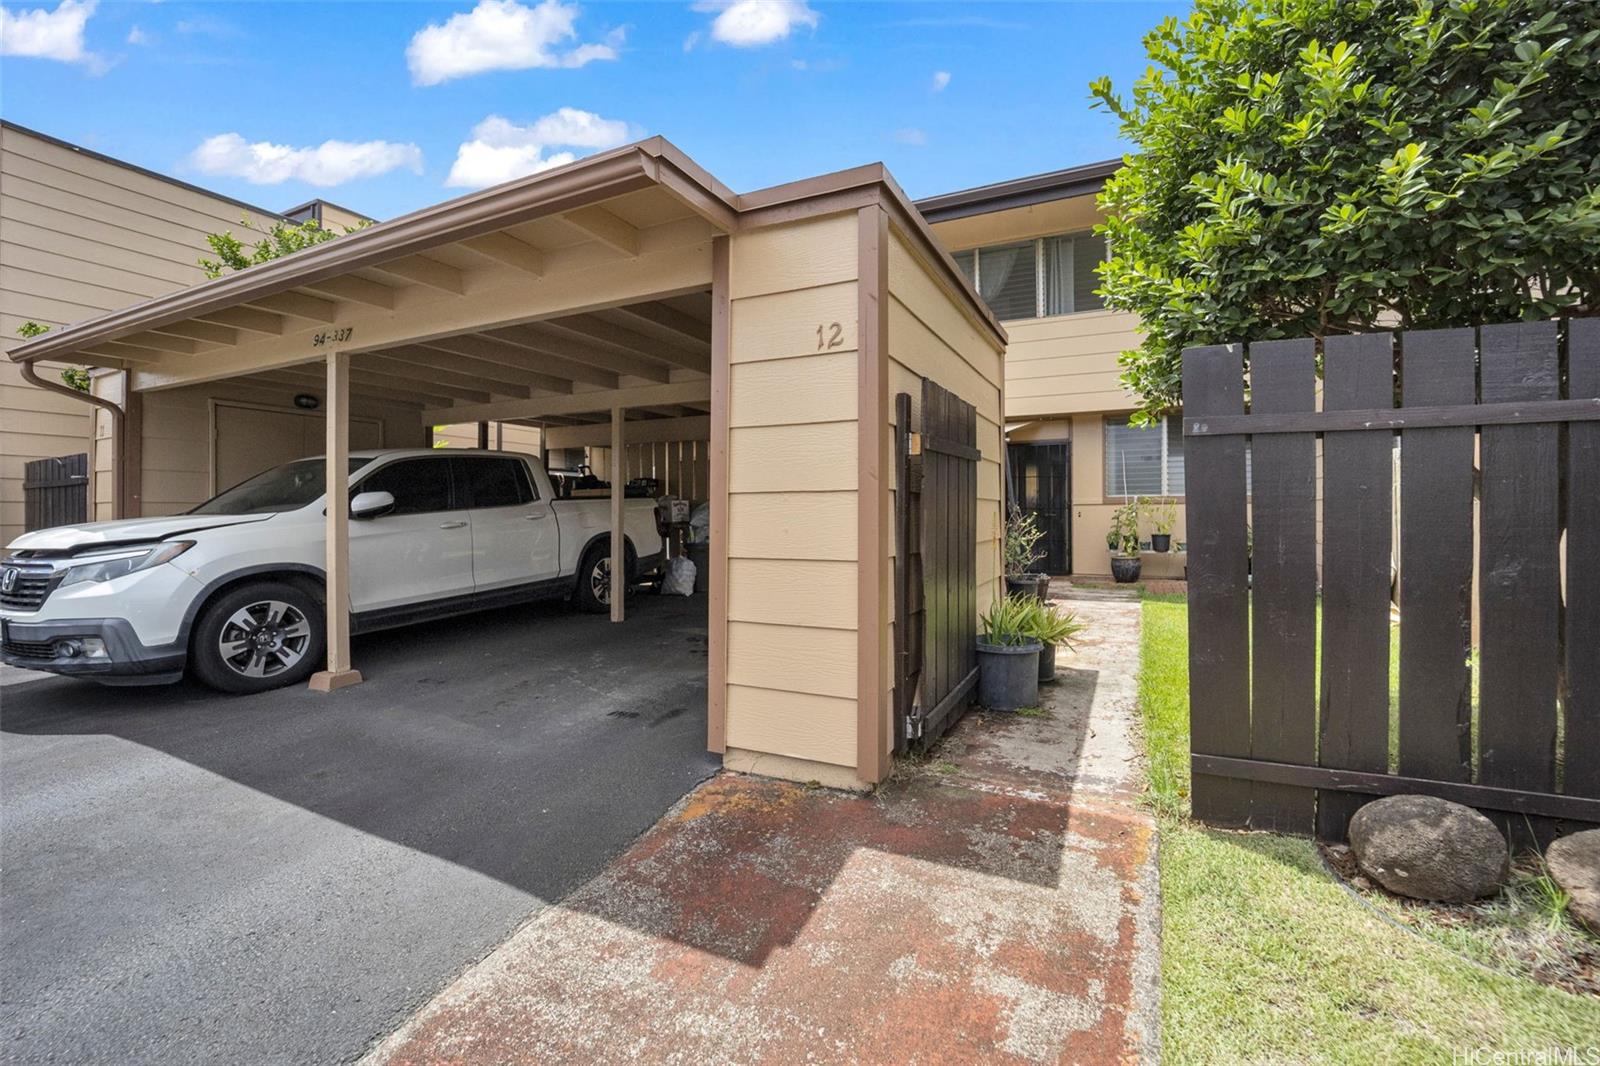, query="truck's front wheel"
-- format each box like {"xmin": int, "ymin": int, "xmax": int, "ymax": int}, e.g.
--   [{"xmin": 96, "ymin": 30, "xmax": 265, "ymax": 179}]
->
[
  {"xmin": 575, "ymin": 544, "xmax": 633, "ymax": 614},
  {"xmin": 191, "ymin": 581, "xmax": 324, "ymax": 693}
]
